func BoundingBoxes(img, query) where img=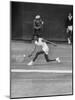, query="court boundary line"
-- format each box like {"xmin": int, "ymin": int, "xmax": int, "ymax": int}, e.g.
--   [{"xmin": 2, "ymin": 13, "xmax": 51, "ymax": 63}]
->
[{"xmin": 11, "ymin": 69, "xmax": 72, "ymax": 73}]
